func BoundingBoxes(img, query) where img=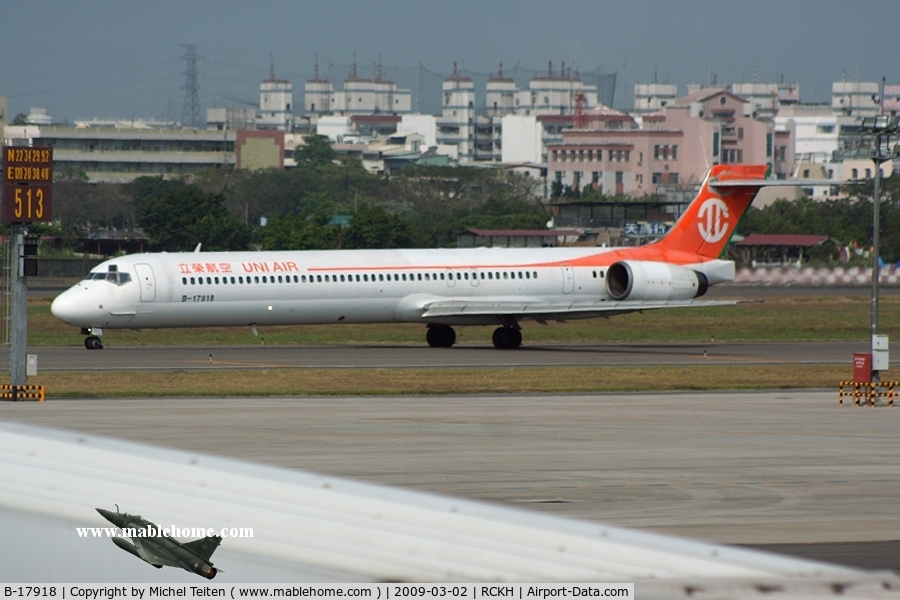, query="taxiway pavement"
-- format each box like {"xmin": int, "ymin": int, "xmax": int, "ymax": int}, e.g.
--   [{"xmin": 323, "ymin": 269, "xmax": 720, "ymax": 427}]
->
[
  {"xmin": 29, "ymin": 340, "xmax": 874, "ymax": 371},
  {"xmin": 2, "ymin": 390, "xmax": 898, "ymax": 551}
]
